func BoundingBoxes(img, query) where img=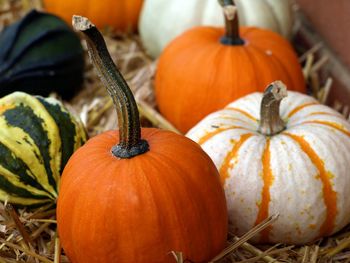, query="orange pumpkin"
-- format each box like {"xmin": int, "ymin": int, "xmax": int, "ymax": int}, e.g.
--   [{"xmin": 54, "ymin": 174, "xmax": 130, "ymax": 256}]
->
[
  {"xmin": 43, "ymin": 0, "xmax": 143, "ymax": 32},
  {"xmin": 57, "ymin": 16, "xmax": 228, "ymax": 263},
  {"xmin": 155, "ymin": 0, "xmax": 305, "ymax": 133}
]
